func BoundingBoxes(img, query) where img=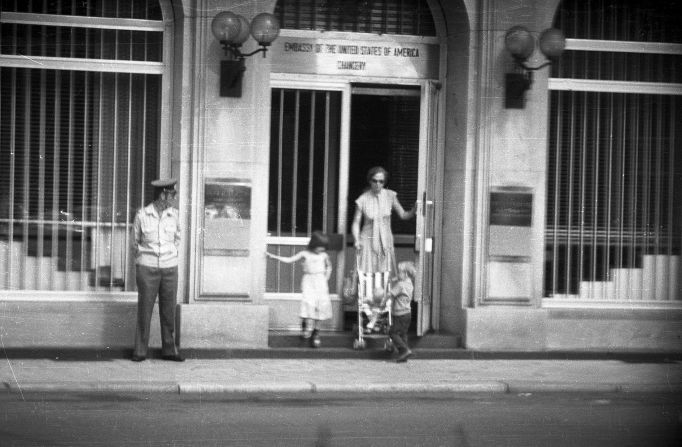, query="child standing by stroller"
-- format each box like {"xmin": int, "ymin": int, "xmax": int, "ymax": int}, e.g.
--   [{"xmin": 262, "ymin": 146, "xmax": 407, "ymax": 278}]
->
[
  {"xmin": 265, "ymin": 231, "xmax": 333, "ymax": 348},
  {"xmin": 387, "ymin": 261, "xmax": 417, "ymax": 362}
]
